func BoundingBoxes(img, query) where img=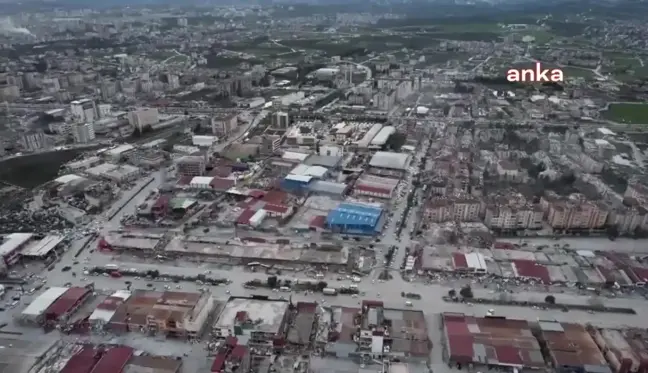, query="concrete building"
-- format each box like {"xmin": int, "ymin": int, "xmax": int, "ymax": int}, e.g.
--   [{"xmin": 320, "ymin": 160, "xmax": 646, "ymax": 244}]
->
[
  {"xmin": 212, "ymin": 297, "xmax": 290, "ymax": 346},
  {"xmin": 484, "ymin": 205, "xmax": 543, "ymax": 231},
  {"xmin": 19, "ymin": 131, "xmax": 48, "ymax": 151},
  {"xmin": 107, "ymin": 290, "xmax": 214, "ymax": 338},
  {"xmin": 176, "ymin": 156, "xmax": 206, "ymax": 177},
  {"xmin": 272, "ymin": 111, "xmax": 290, "ymax": 128},
  {"xmin": 70, "ymin": 99, "xmax": 97, "ymax": 122},
  {"xmin": 212, "ymin": 113, "xmax": 238, "ymax": 137},
  {"xmin": 128, "ymin": 108, "xmax": 159, "ymax": 132},
  {"xmin": 541, "ymin": 194, "xmax": 608, "ymax": 230},
  {"xmin": 73, "ymin": 123, "xmax": 96, "ymax": 144},
  {"xmin": 424, "ymin": 197, "xmax": 481, "ymax": 223}
]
